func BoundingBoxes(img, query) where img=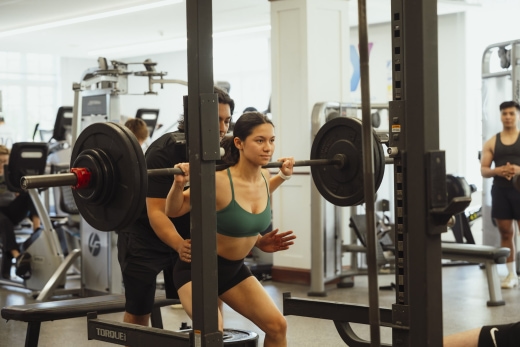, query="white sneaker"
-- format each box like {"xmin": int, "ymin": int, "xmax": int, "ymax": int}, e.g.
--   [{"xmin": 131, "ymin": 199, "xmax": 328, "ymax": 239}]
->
[{"xmin": 501, "ymin": 273, "xmax": 519, "ymax": 289}]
